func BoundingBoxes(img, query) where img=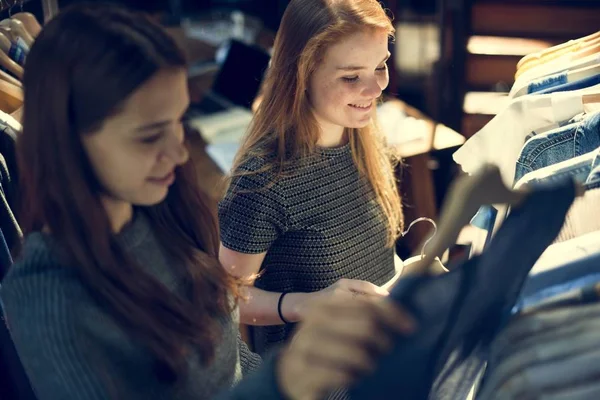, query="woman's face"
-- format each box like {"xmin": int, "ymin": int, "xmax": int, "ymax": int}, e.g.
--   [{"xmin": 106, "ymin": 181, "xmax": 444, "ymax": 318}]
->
[
  {"xmin": 82, "ymin": 68, "xmax": 190, "ymax": 208},
  {"xmin": 308, "ymin": 28, "xmax": 390, "ymax": 137}
]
